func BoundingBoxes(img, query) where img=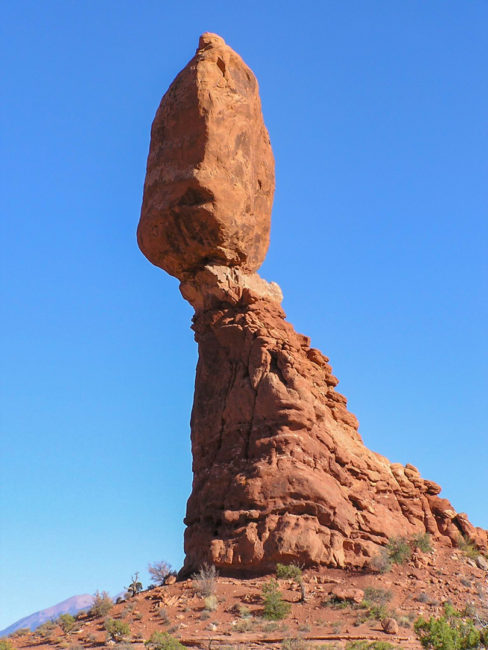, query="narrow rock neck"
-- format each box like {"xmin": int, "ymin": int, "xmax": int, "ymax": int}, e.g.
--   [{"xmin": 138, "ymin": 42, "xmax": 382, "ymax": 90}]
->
[{"xmin": 179, "ymin": 264, "xmax": 283, "ymax": 312}]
